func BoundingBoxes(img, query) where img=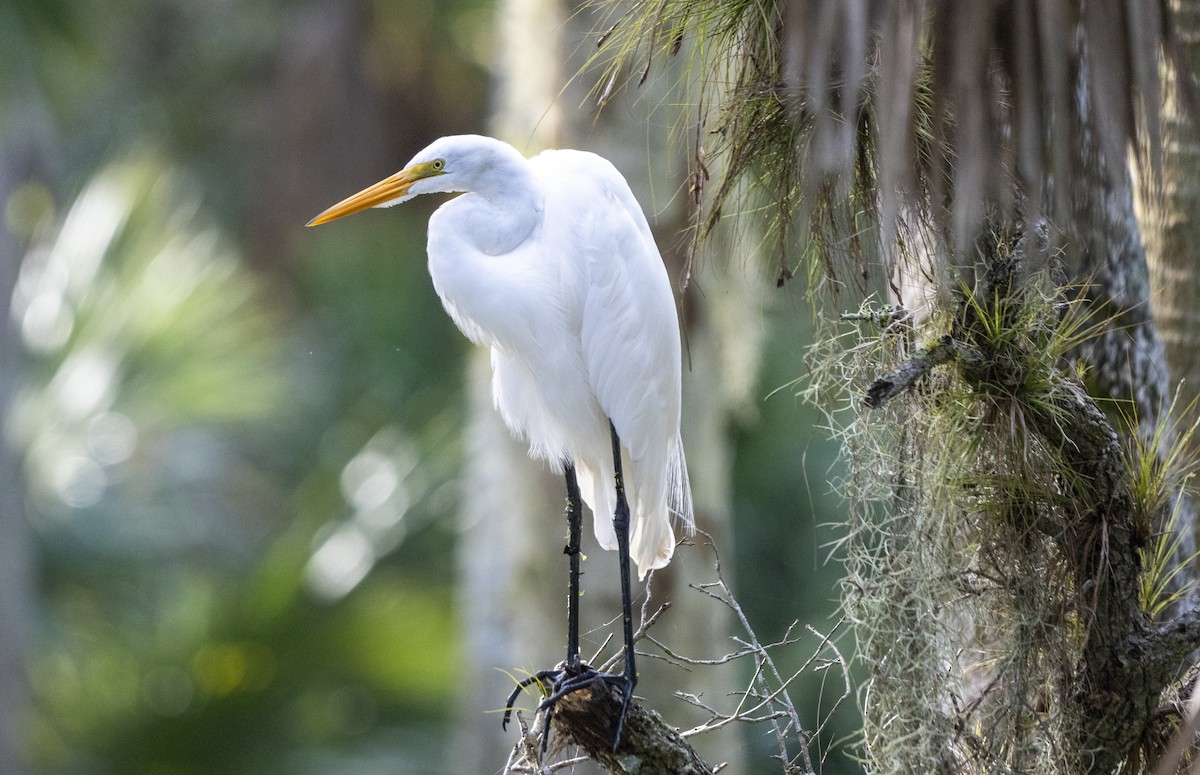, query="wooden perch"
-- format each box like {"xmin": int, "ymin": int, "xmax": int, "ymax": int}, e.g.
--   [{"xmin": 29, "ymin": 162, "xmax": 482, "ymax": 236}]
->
[{"xmin": 551, "ymin": 678, "xmax": 715, "ymax": 774}]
